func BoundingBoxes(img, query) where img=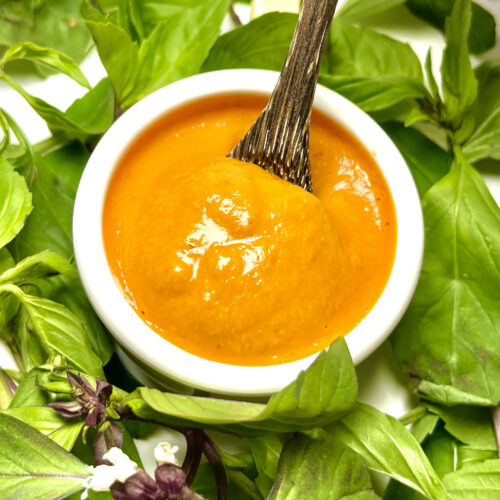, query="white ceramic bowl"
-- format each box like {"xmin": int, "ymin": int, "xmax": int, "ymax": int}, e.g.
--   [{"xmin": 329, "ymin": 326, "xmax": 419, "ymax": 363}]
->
[{"xmin": 73, "ymin": 69, "xmax": 424, "ymax": 396}]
